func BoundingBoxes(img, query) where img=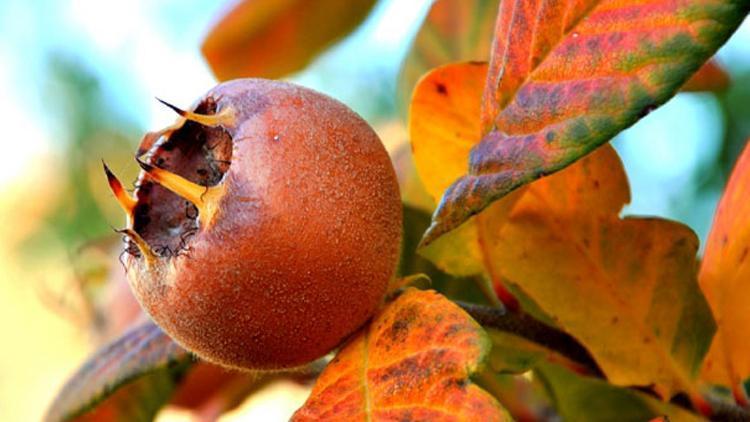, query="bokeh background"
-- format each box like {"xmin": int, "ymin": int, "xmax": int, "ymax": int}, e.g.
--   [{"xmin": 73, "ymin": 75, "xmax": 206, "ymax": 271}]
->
[{"xmin": 0, "ymin": 0, "xmax": 748, "ymax": 420}]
